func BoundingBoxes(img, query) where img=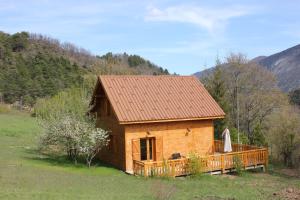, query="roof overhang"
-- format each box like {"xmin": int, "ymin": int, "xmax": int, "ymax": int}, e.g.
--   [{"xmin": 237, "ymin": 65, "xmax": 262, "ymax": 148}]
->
[{"xmin": 119, "ymin": 115, "xmax": 225, "ymax": 125}]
